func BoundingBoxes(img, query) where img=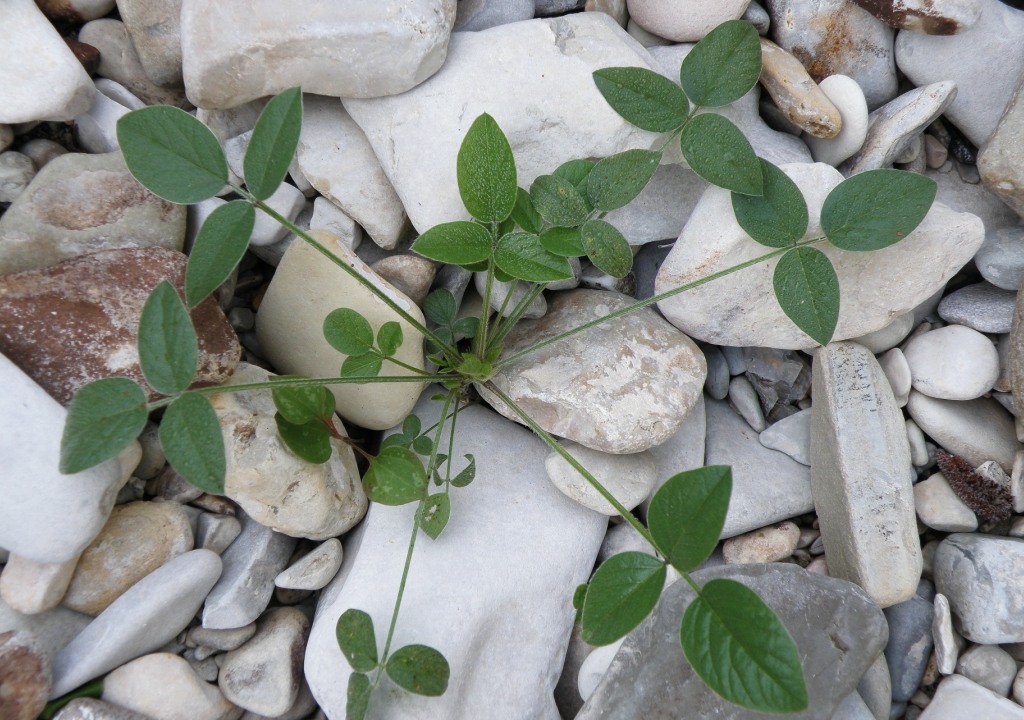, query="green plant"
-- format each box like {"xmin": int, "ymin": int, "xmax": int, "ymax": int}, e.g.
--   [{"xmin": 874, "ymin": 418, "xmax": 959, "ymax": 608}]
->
[{"xmin": 57, "ymin": 19, "xmax": 936, "ymax": 718}]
